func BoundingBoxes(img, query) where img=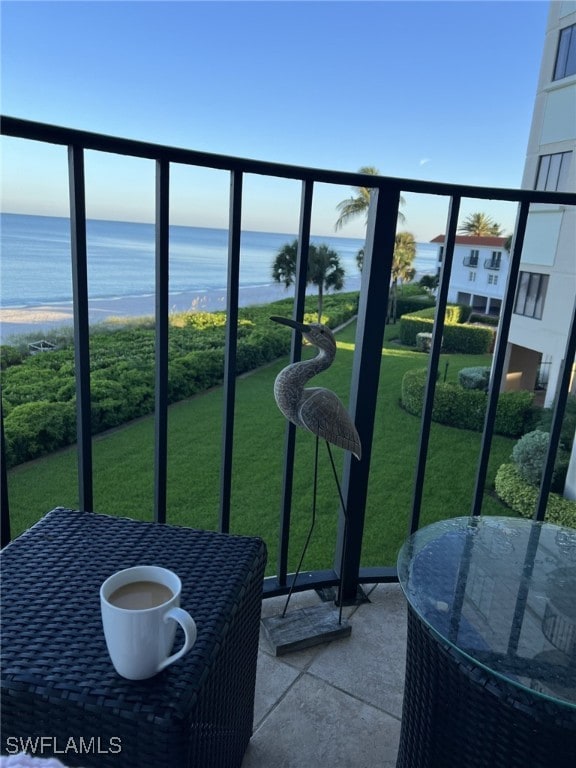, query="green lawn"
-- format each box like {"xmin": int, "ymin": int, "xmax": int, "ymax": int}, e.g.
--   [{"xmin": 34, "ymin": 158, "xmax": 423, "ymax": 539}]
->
[{"xmin": 5, "ymin": 319, "xmax": 516, "ymax": 575}]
